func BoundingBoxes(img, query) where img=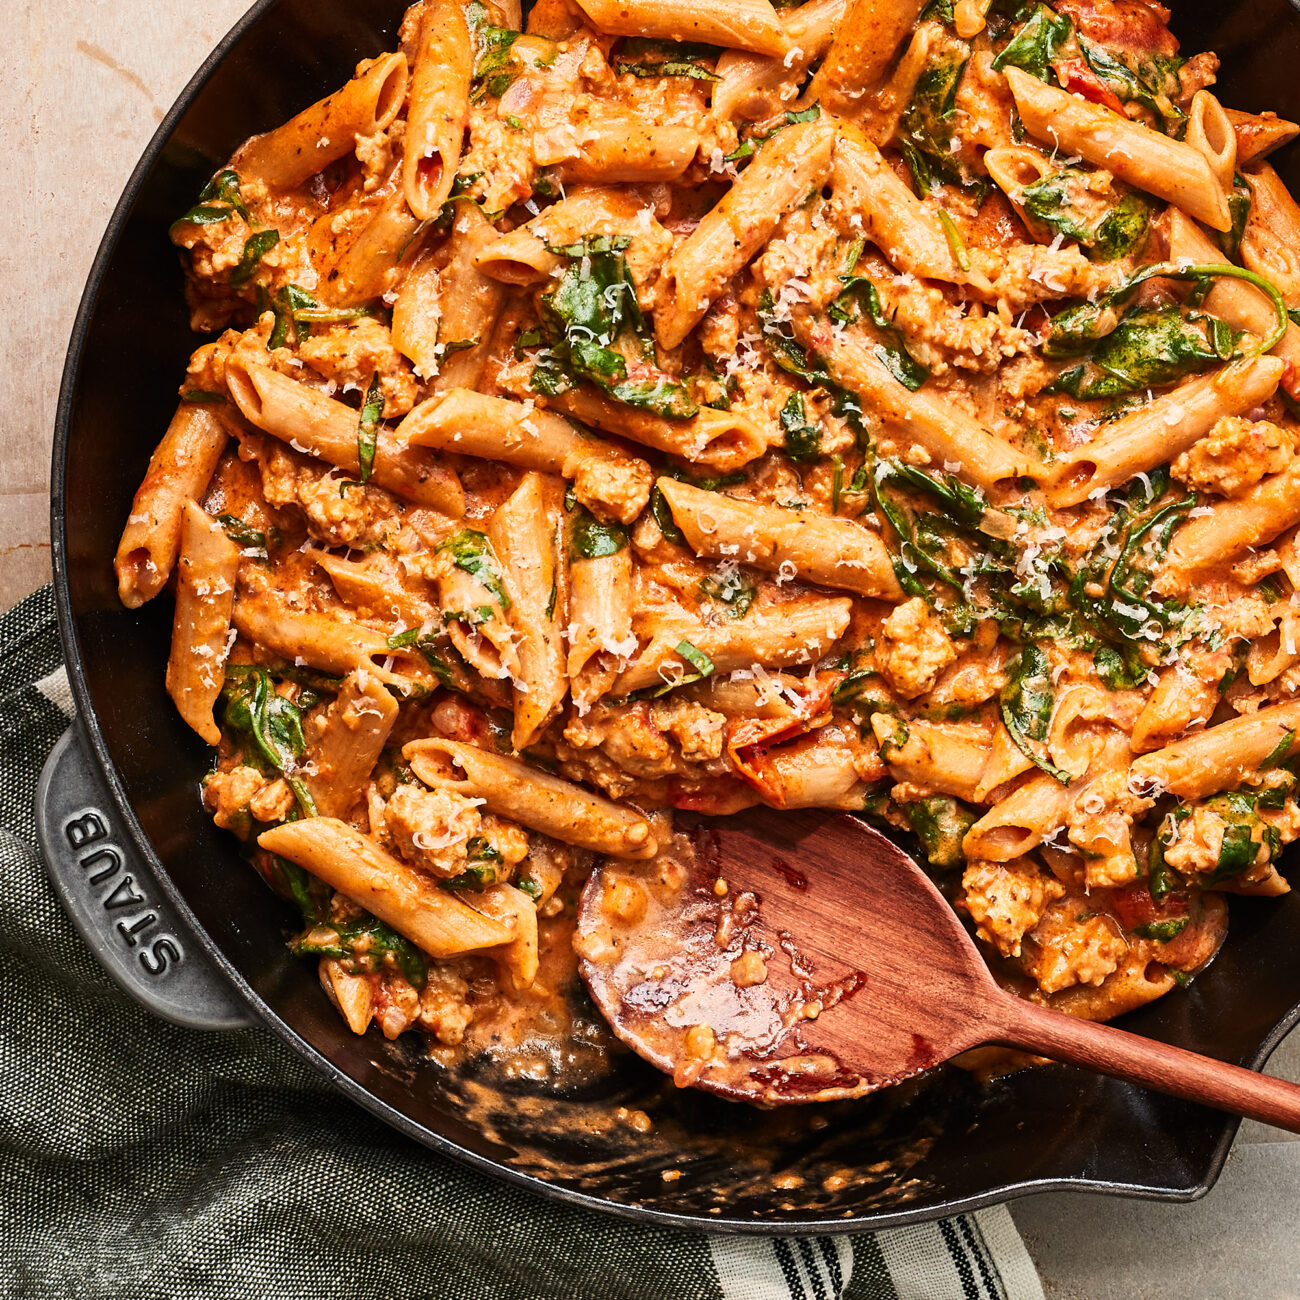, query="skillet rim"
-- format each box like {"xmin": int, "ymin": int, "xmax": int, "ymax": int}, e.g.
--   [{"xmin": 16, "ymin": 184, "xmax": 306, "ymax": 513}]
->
[{"xmin": 47, "ymin": 0, "xmax": 1300, "ymax": 1234}]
